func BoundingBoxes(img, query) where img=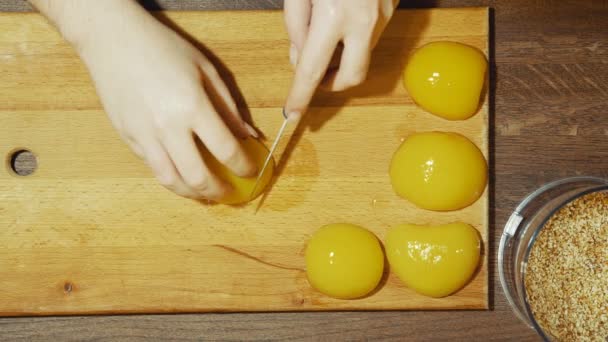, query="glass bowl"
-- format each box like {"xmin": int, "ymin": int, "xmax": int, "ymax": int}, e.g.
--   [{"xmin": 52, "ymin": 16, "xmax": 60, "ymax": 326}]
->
[{"xmin": 498, "ymin": 176, "xmax": 608, "ymax": 340}]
